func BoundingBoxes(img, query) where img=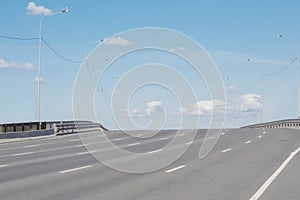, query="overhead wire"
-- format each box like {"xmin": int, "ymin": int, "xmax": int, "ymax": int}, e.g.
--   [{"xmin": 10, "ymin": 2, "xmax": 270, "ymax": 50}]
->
[
  {"xmin": 238, "ymin": 57, "xmax": 298, "ymax": 93},
  {"xmin": 41, "ymin": 37, "xmax": 82, "ymax": 64},
  {"xmin": 0, "ymin": 35, "xmax": 39, "ymax": 40},
  {"xmin": 0, "ymin": 34, "xmax": 82, "ymax": 64}
]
